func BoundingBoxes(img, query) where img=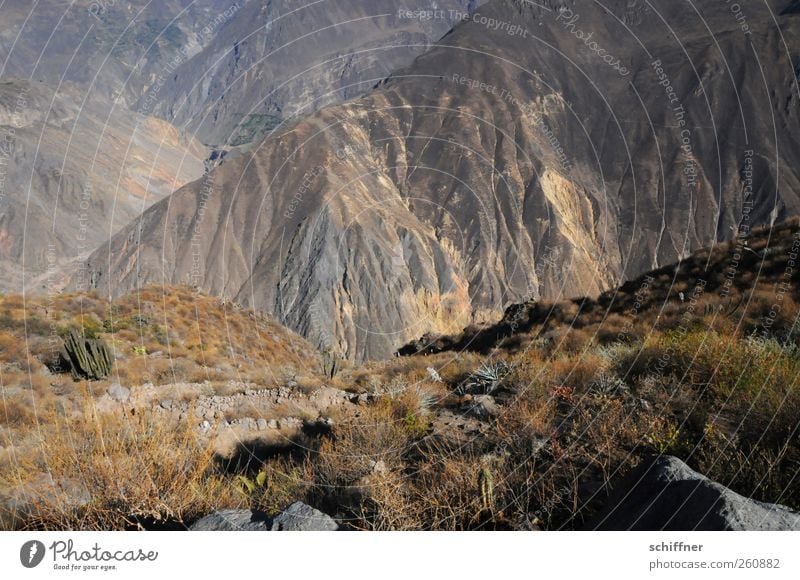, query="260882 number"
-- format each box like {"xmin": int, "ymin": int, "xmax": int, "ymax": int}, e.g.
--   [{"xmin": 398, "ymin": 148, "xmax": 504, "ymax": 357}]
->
[{"xmin": 735, "ymin": 559, "xmax": 780, "ymax": 569}]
